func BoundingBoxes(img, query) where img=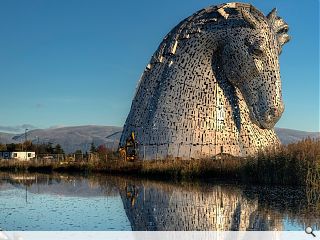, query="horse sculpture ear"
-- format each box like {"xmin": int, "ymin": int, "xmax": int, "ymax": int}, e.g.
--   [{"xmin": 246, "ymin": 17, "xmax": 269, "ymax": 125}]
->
[
  {"xmin": 267, "ymin": 8, "xmax": 277, "ymax": 24},
  {"xmin": 267, "ymin": 8, "xmax": 290, "ymax": 53},
  {"xmin": 241, "ymin": 9, "xmax": 259, "ymax": 29}
]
